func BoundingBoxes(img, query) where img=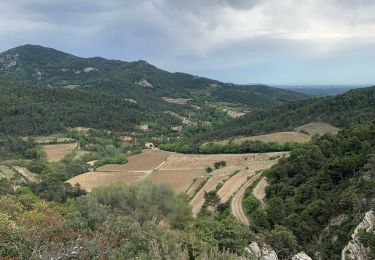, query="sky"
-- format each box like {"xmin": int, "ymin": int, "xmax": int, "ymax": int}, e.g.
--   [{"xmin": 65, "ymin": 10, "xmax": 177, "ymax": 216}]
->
[{"xmin": 0, "ymin": 0, "xmax": 375, "ymax": 85}]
